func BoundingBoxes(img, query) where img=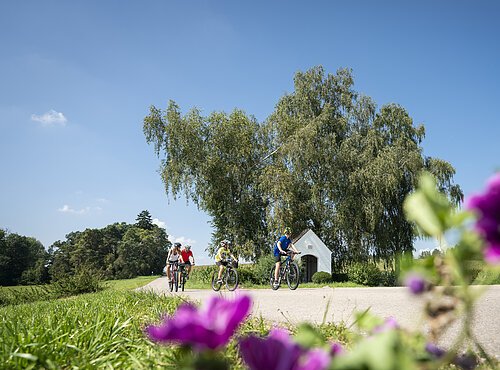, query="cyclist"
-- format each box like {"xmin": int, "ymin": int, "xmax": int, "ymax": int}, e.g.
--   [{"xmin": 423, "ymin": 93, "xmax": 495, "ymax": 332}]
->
[
  {"xmin": 166, "ymin": 242, "xmax": 182, "ymax": 283},
  {"xmin": 273, "ymin": 227, "xmax": 300, "ymax": 288},
  {"xmin": 179, "ymin": 244, "xmax": 195, "ymax": 278},
  {"xmin": 215, "ymin": 239, "xmax": 238, "ymax": 284}
]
